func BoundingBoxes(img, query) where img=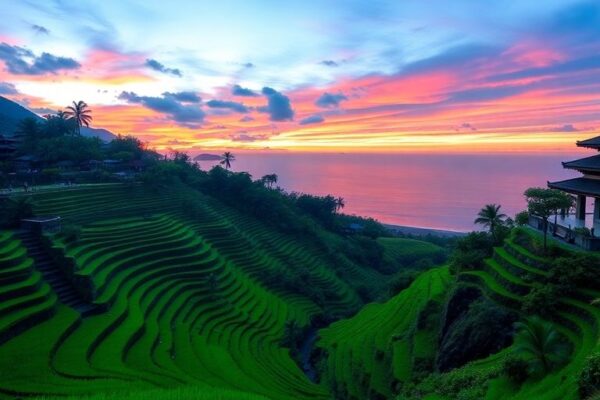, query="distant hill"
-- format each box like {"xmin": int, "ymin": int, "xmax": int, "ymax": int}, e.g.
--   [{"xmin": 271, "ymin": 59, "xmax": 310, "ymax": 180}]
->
[
  {"xmin": 0, "ymin": 96, "xmax": 37, "ymax": 135},
  {"xmin": 0, "ymin": 96, "xmax": 116, "ymax": 141},
  {"xmin": 194, "ymin": 153, "xmax": 222, "ymax": 161},
  {"xmin": 81, "ymin": 126, "xmax": 116, "ymax": 141}
]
